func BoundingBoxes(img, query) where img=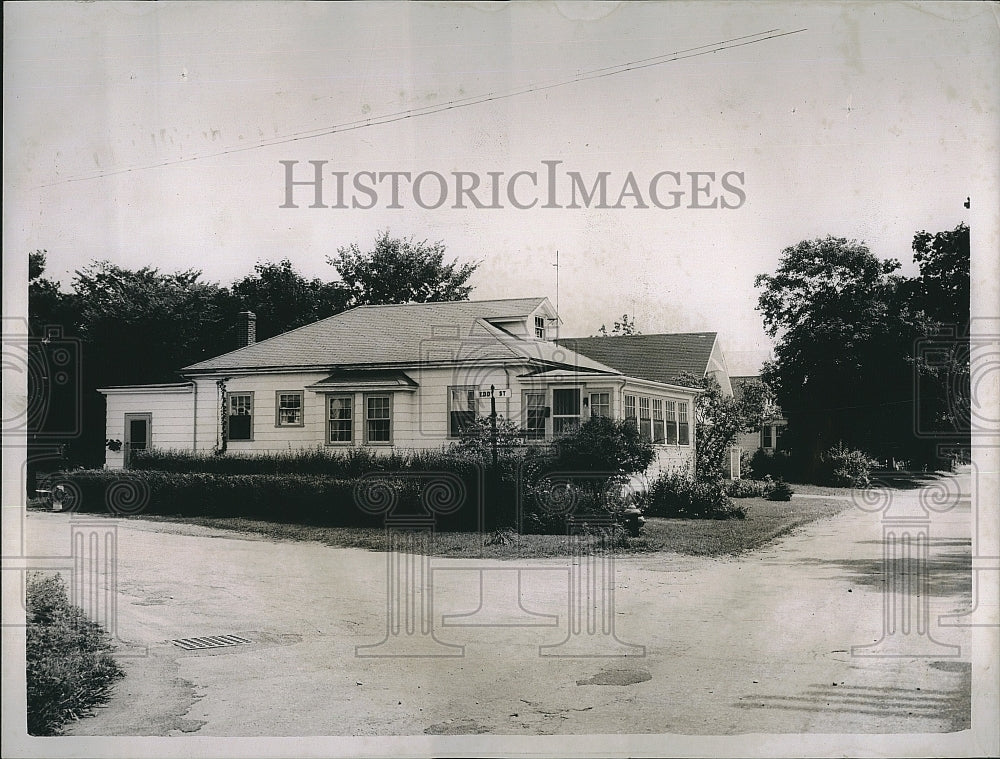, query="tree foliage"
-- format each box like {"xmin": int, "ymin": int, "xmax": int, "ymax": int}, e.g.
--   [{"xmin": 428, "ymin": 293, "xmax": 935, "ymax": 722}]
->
[
  {"xmin": 755, "ymin": 227, "xmax": 969, "ymax": 470},
  {"xmin": 328, "ymin": 231, "xmax": 479, "ymax": 306},
  {"xmin": 674, "ymin": 371, "xmax": 775, "ymax": 482},
  {"xmin": 597, "ymin": 313, "xmax": 639, "ymax": 337},
  {"xmin": 229, "ymin": 259, "xmax": 350, "ymax": 341}
]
